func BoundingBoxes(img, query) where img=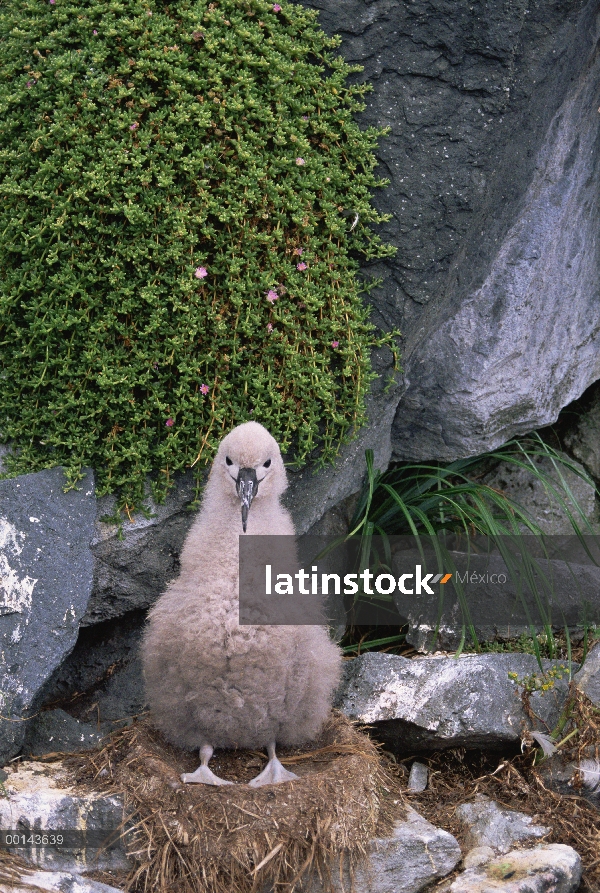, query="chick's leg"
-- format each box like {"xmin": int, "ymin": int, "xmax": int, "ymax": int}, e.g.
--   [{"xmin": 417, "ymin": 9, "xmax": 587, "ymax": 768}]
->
[
  {"xmin": 181, "ymin": 743, "xmax": 234, "ymax": 785},
  {"xmin": 248, "ymin": 742, "xmax": 299, "ymax": 787}
]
